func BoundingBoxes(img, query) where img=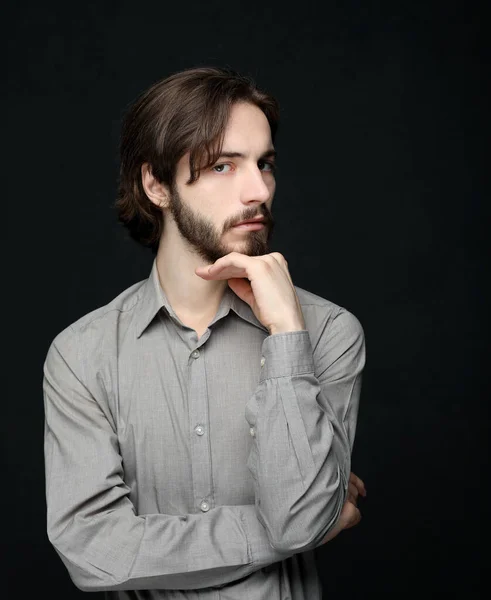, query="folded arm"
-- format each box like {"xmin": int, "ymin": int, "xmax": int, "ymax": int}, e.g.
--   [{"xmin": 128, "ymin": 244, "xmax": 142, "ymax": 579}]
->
[{"xmin": 43, "ymin": 330, "xmax": 299, "ymax": 592}]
